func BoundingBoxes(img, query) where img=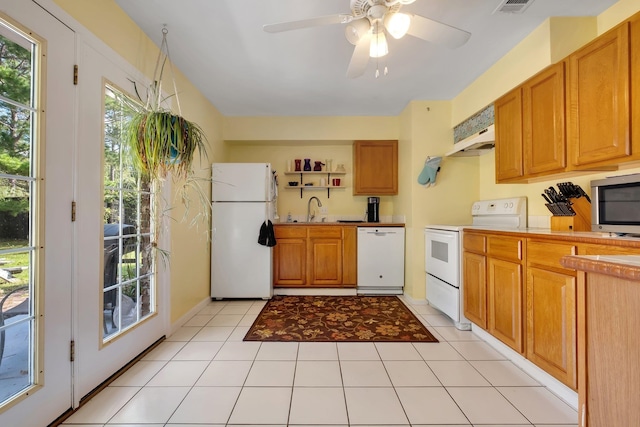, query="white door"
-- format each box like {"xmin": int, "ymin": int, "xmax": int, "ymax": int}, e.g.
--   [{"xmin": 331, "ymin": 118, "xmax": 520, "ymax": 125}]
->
[
  {"xmin": 0, "ymin": 1, "xmax": 74, "ymax": 424},
  {"xmin": 74, "ymin": 40, "xmax": 167, "ymax": 402}
]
